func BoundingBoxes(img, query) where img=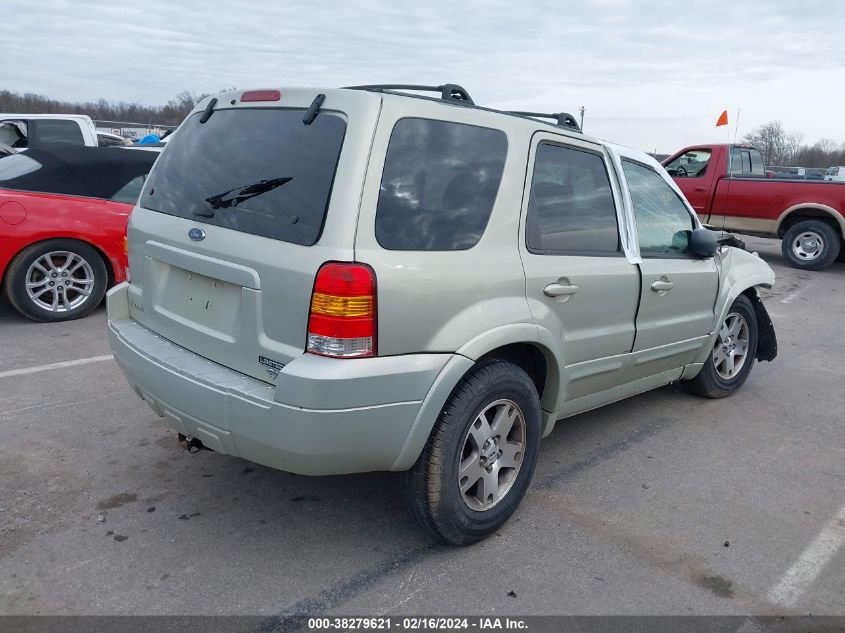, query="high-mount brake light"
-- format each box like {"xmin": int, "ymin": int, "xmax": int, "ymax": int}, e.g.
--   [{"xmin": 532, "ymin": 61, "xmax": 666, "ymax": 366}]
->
[
  {"xmin": 240, "ymin": 90, "xmax": 281, "ymax": 102},
  {"xmin": 307, "ymin": 263, "xmax": 376, "ymax": 358}
]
